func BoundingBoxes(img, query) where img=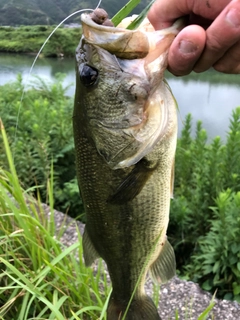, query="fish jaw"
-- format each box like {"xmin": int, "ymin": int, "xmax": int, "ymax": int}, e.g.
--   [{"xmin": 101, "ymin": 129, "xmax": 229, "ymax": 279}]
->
[{"xmin": 79, "ymin": 14, "xmax": 180, "ymax": 169}]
